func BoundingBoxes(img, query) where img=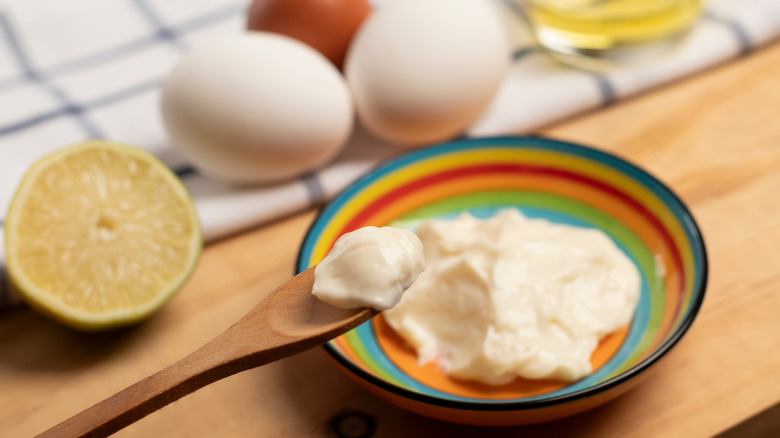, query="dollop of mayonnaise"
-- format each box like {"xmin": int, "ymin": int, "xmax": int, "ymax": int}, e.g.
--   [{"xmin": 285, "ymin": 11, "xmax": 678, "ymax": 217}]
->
[
  {"xmin": 312, "ymin": 226, "xmax": 426, "ymax": 311},
  {"xmin": 384, "ymin": 209, "xmax": 640, "ymax": 384}
]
